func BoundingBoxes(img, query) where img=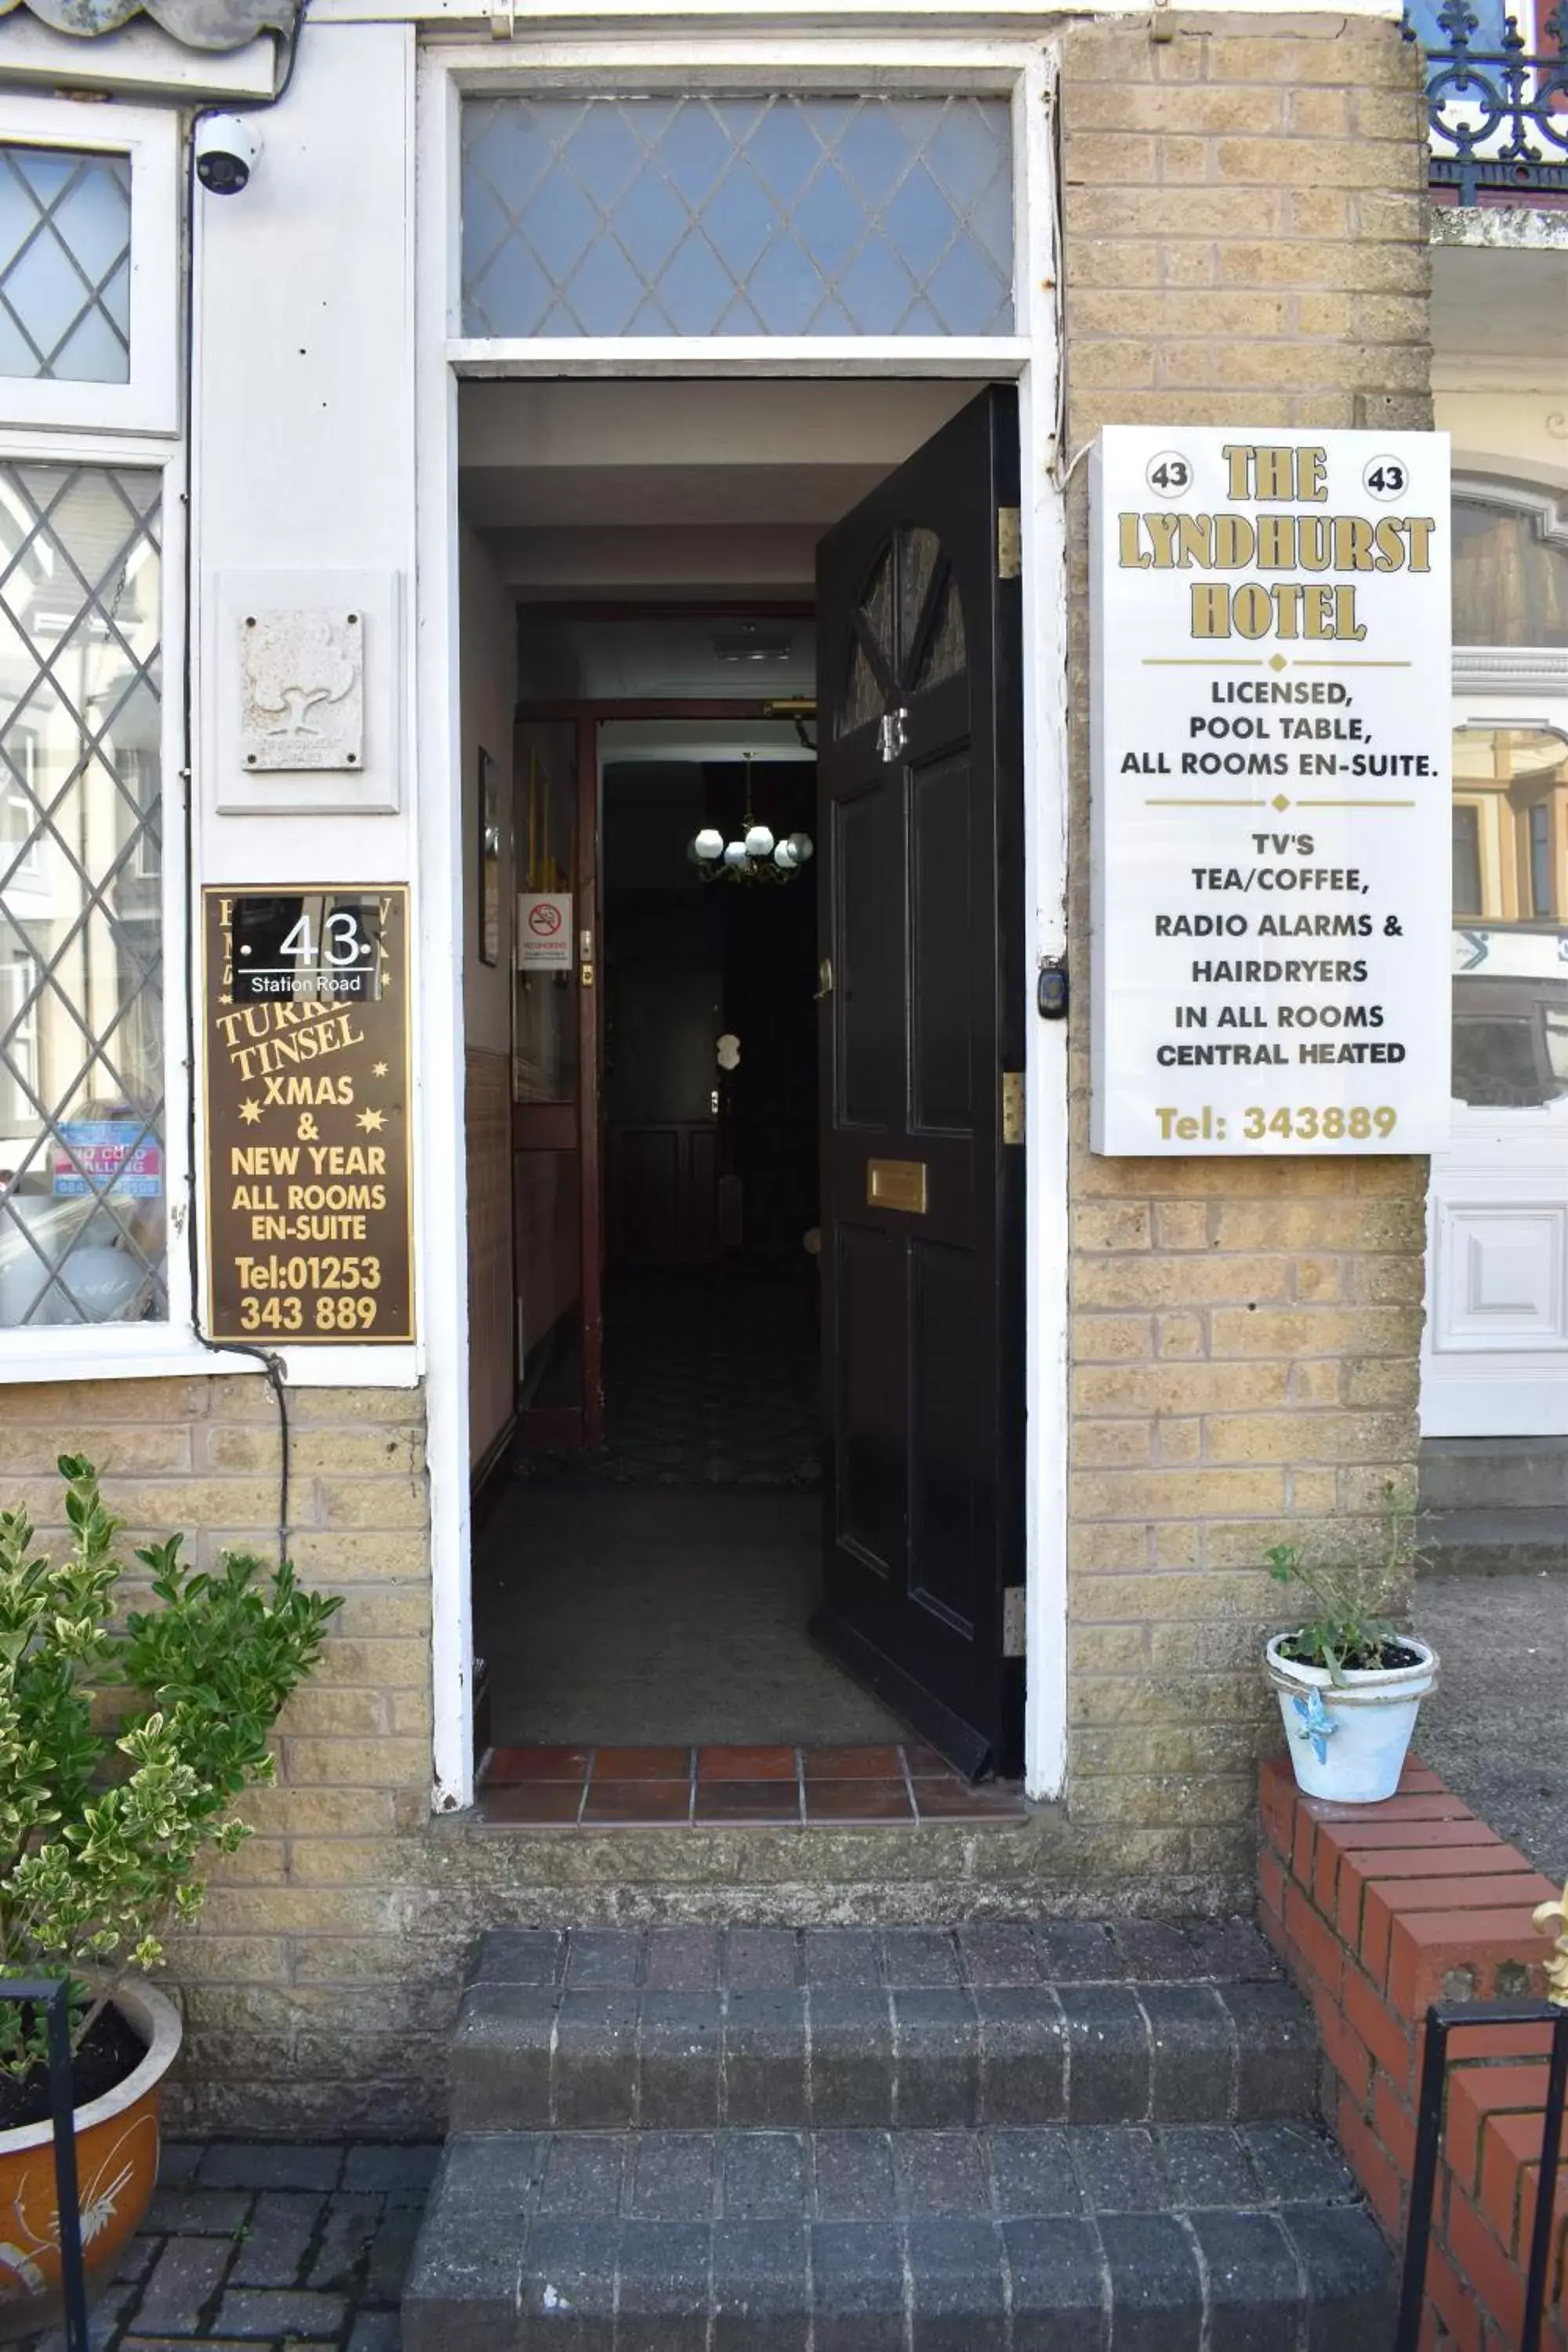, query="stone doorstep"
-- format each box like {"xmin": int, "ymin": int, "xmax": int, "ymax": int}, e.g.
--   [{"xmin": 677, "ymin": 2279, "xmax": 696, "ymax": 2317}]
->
[
  {"xmin": 448, "ymin": 1922, "xmax": 1318, "ymax": 2138},
  {"xmin": 402, "ymin": 2125, "xmax": 1395, "ymax": 2352},
  {"xmin": 427, "ymin": 1810, "xmax": 1261, "ymax": 1922},
  {"xmin": 1417, "ymin": 1512, "xmax": 1568, "ymax": 1577},
  {"xmin": 1418, "ymin": 1437, "xmax": 1568, "ymax": 1516},
  {"xmin": 449, "ymin": 1978, "xmax": 1319, "ymax": 2138},
  {"xmin": 408, "ymin": 1926, "xmax": 1392, "ymax": 2349}
]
